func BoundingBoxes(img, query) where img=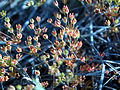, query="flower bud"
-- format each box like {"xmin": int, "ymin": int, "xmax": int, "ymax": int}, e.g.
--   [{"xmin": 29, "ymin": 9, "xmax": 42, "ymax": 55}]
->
[
  {"xmin": 41, "ymin": 0, "xmax": 46, "ymax": 3},
  {"xmin": 71, "ymin": 18, "xmax": 77, "ymax": 25},
  {"xmin": 30, "ymin": 0, "xmax": 34, "ymax": 6},
  {"xmin": 17, "ymin": 33, "xmax": 22, "ymax": 39},
  {"xmin": 16, "ymin": 47, "xmax": 22, "ymax": 52},
  {"xmin": 26, "ymin": 1, "xmax": 30, "ymax": 6},
  {"xmin": 58, "ymin": 34, "xmax": 63, "ymax": 40},
  {"xmin": 41, "ymin": 55, "xmax": 46, "ymax": 61},
  {"xmin": 65, "ymin": 27, "xmax": 69, "ymax": 33},
  {"xmin": 29, "ymin": 45, "xmax": 34, "ymax": 50},
  {"xmin": 53, "ymin": 0, "xmax": 58, "ymax": 7},
  {"xmin": 0, "ymin": 68, "xmax": 5, "ymax": 73},
  {"xmin": 76, "ymin": 41, "xmax": 82, "ymax": 48},
  {"xmin": 94, "ymin": 8, "xmax": 100, "ymax": 13},
  {"xmin": 51, "ymin": 49, "xmax": 56, "ymax": 54},
  {"xmin": 69, "ymin": 13, "xmax": 74, "ymax": 19},
  {"xmin": 36, "ymin": 16, "xmax": 41, "ymax": 22},
  {"xmin": 11, "ymin": 59, "xmax": 18, "ymax": 66},
  {"xmin": 16, "ymin": 24, "xmax": 22, "ymax": 30},
  {"xmin": 68, "ymin": 30, "xmax": 73, "ymax": 36},
  {"xmin": 4, "ymin": 22, "xmax": 11, "ymax": 28},
  {"xmin": 60, "ymin": 40, "xmax": 66, "ymax": 47},
  {"xmin": 54, "ymin": 20, "xmax": 61, "ymax": 27},
  {"xmin": 0, "ymin": 54, "xmax": 2, "ymax": 59},
  {"xmin": 57, "ymin": 60, "xmax": 62, "ymax": 65},
  {"xmin": 47, "ymin": 18, "xmax": 52, "ymax": 23},
  {"xmin": 63, "ymin": 49, "xmax": 69, "ymax": 56},
  {"xmin": 113, "ymin": 6, "xmax": 119, "ymax": 12},
  {"xmin": 115, "ymin": 19, "xmax": 119, "ymax": 24},
  {"xmin": 62, "ymin": 17, "xmax": 67, "ymax": 23},
  {"xmin": 8, "ymin": 28, "xmax": 14, "ymax": 33},
  {"xmin": 51, "ymin": 30, "xmax": 57, "ymax": 36},
  {"xmin": 6, "ymin": 41, "xmax": 12, "ymax": 45},
  {"xmin": 62, "ymin": 5, "xmax": 69, "ymax": 14},
  {"xmin": 72, "ymin": 33, "xmax": 77, "ymax": 38},
  {"xmin": 5, "ymin": 17, "xmax": 10, "ymax": 22},
  {"xmin": 33, "ymin": 36, "xmax": 38, "ymax": 41},
  {"xmin": 86, "ymin": 0, "xmax": 92, "ymax": 4},
  {"xmin": 36, "ymin": 42, "xmax": 41, "ymax": 47},
  {"xmin": 23, "ymin": 68, "xmax": 27, "ymax": 72},
  {"xmin": 56, "ymin": 13, "xmax": 61, "ymax": 19},
  {"xmin": 0, "ymin": 76, "xmax": 4, "ymax": 82},
  {"xmin": 66, "ymin": 60, "xmax": 72, "ymax": 66},
  {"xmin": 105, "ymin": 70, "xmax": 109, "ymax": 74},
  {"xmin": 76, "ymin": 30, "xmax": 80, "ymax": 38},
  {"xmin": 0, "ymin": 10, "xmax": 6, "ymax": 17},
  {"xmin": 1, "ymin": 46, "xmax": 7, "ymax": 53},
  {"xmin": 105, "ymin": 20, "xmax": 111, "ymax": 26},
  {"xmin": 80, "ymin": 57, "xmax": 85, "ymax": 62},
  {"xmin": 27, "ymin": 36, "xmax": 32, "ymax": 41},
  {"xmin": 87, "ymin": 67, "xmax": 92, "ymax": 72},
  {"xmin": 113, "ymin": 27, "xmax": 118, "ymax": 32},
  {"xmin": 54, "ymin": 40, "xmax": 59, "ymax": 47},
  {"xmin": 16, "ymin": 54, "xmax": 23, "ymax": 60},
  {"xmin": 46, "ymin": 53, "xmax": 50, "ymax": 58},
  {"xmin": 4, "ymin": 76, "xmax": 9, "ymax": 81},
  {"xmin": 37, "ymin": 28, "xmax": 41, "ymax": 33},
  {"xmin": 35, "ymin": 70, "xmax": 40, "ymax": 75},
  {"xmin": 42, "ymin": 27, "xmax": 48, "ymax": 32},
  {"xmin": 29, "ymin": 24, "xmax": 34, "ymax": 29},
  {"xmin": 7, "ymin": 45, "xmax": 11, "ymax": 51},
  {"xmin": 53, "ymin": 55, "xmax": 58, "ymax": 60},
  {"xmin": 32, "ymin": 48, "xmax": 37, "ymax": 53},
  {"xmin": 43, "ymin": 34, "xmax": 48, "ymax": 39},
  {"xmin": 60, "ymin": 29, "xmax": 65, "ymax": 35},
  {"xmin": 30, "ymin": 18, "xmax": 34, "ymax": 23}
]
